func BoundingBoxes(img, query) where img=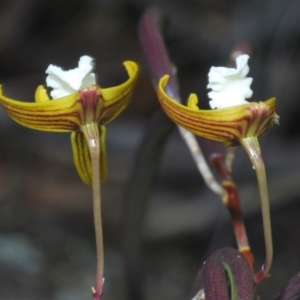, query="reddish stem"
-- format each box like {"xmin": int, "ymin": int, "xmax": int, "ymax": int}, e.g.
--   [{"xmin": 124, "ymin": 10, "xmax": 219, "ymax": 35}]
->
[{"xmin": 210, "ymin": 153, "xmax": 254, "ymax": 271}]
